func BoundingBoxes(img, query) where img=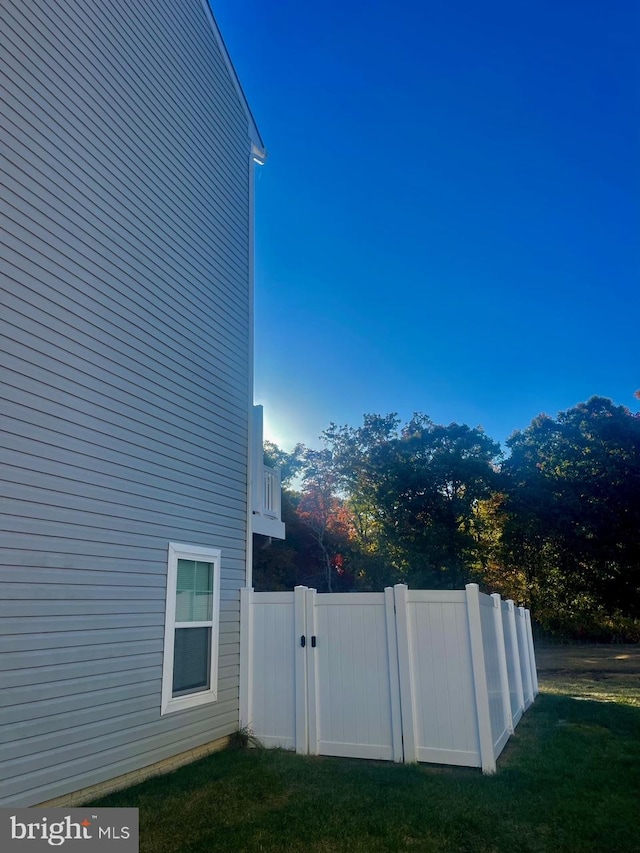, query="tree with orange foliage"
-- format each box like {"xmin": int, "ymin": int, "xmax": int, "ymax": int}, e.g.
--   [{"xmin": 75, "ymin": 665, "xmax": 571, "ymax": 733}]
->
[{"xmin": 297, "ymin": 448, "xmax": 352, "ymax": 592}]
